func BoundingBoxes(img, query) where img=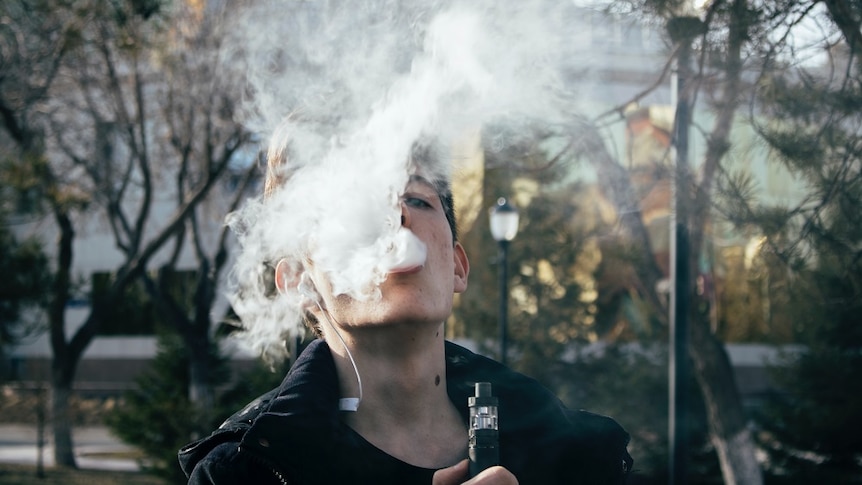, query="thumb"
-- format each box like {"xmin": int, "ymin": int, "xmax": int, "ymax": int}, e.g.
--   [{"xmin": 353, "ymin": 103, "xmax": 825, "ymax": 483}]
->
[{"xmin": 432, "ymin": 459, "xmax": 470, "ymax": 485}]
